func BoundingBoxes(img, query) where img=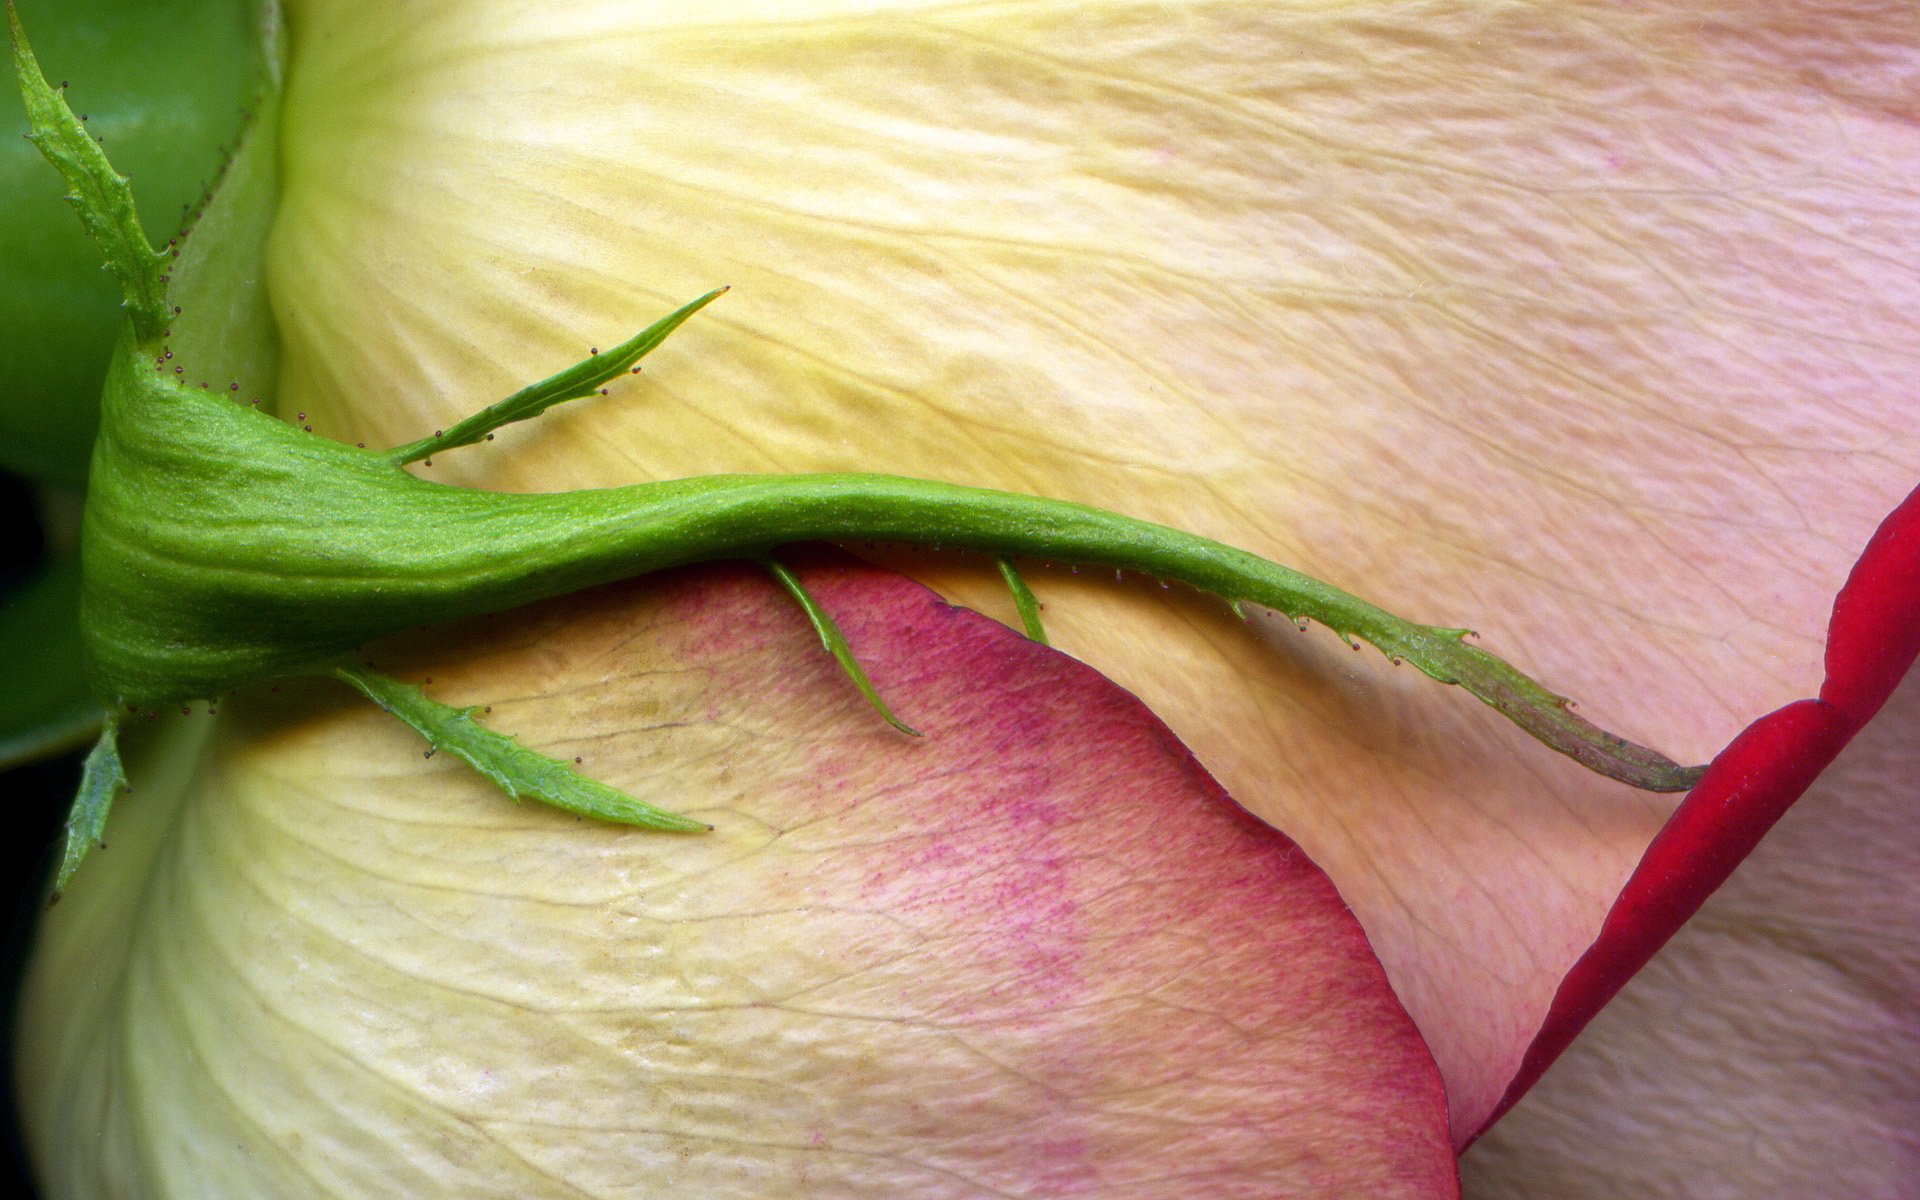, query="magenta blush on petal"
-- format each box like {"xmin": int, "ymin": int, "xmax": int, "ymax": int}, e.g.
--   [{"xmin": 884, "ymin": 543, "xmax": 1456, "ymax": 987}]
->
[
  {"xmin": 14, "ymin": 545, "xmax": 1461, "ymax": 1197},
  {"xmin": 712, "ymin": 548, "xmax": 1463, "ymax": 1193}
]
